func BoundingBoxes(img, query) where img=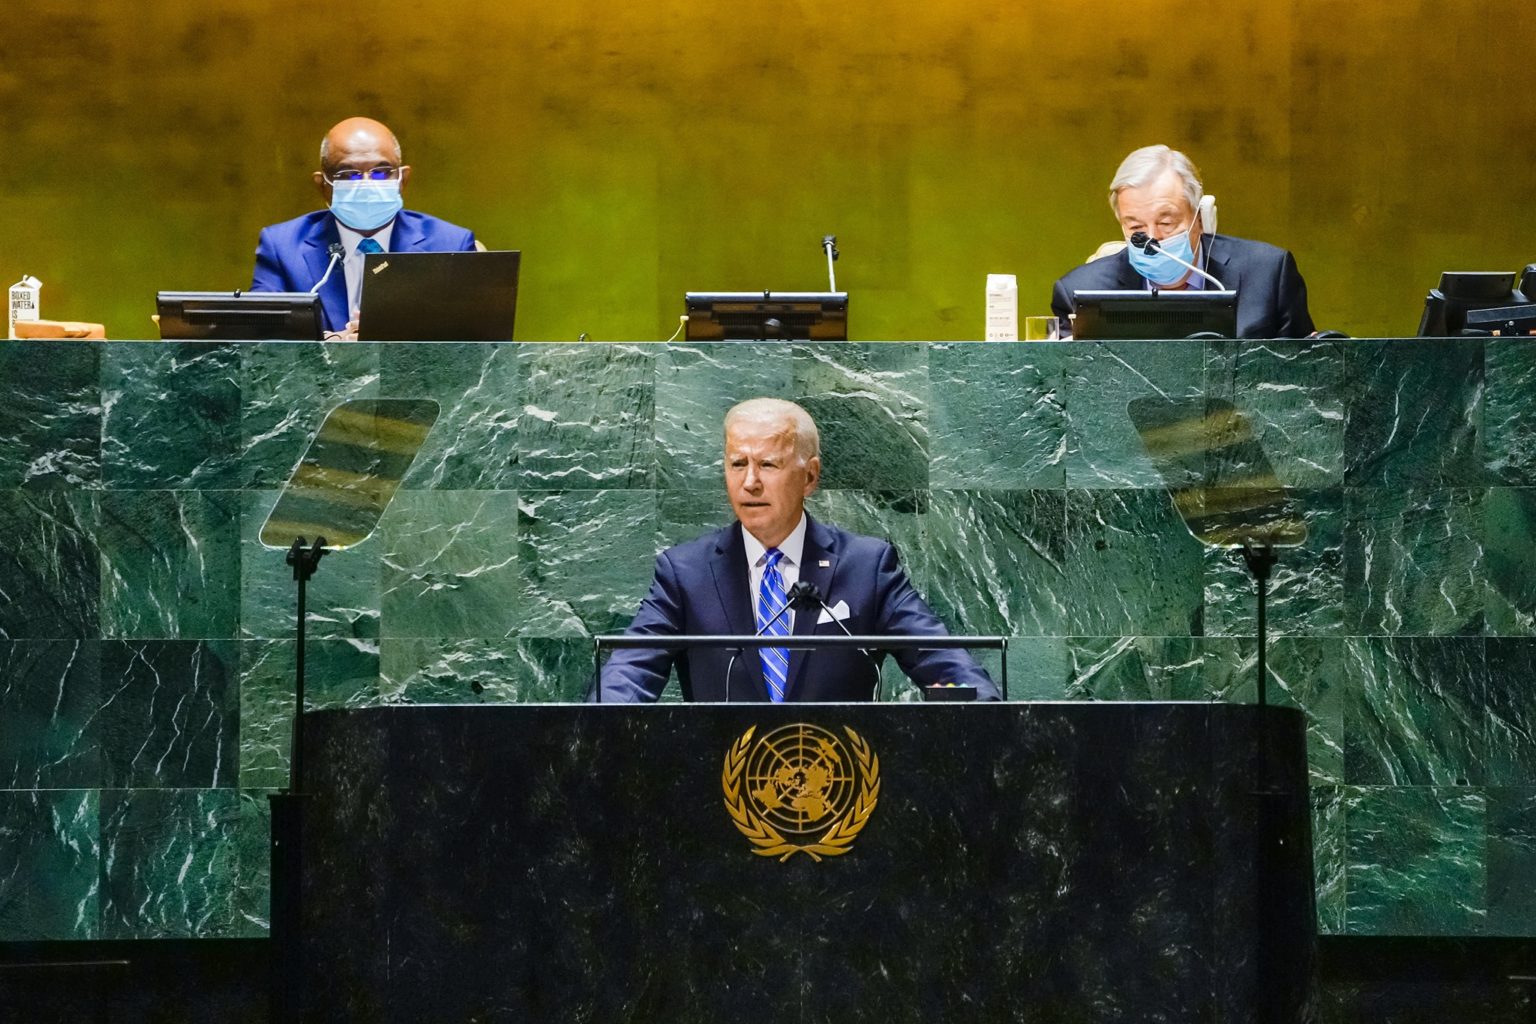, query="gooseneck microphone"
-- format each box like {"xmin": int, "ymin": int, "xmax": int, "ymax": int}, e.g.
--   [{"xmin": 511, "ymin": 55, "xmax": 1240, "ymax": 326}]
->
[
  {"xmin": 309, "ymin": 242, "xmax": 345, "ymax": 295},
  {"xmin": 822, "ymin": 235, "xmax": 839, "ymax": 292},
  {"xmin": 794, "ymin": 581, "xmax": 883, "ymax": 701},
  {"xmin": 1129, "ymin": 231, "xmax": 1228, "ymax": 291},
  {"xmin": 724, "ymin": 580, "xmax": 821, "ymax": 702}
]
